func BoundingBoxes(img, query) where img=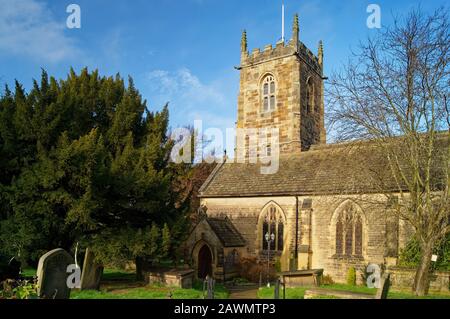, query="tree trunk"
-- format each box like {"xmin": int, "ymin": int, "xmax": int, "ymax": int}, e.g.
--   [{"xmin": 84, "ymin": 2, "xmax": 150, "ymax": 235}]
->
[
  {"xmin": 413, "ymin": 242, "xmax": 433, "ymax": 296},
  {"xmin": 135, "ymin": 256, "xmax": 145, "ymax": 282}
]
